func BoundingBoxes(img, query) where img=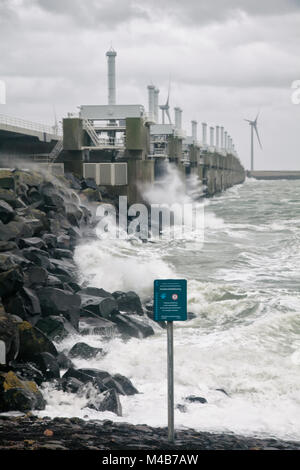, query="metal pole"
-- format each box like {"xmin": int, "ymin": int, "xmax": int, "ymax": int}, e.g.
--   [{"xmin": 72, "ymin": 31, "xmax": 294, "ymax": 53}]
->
[{"xmin": 167, "ymin": 321, "xmax": 174, "ymax": 443}]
